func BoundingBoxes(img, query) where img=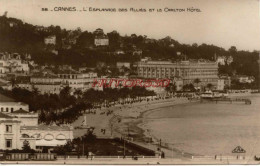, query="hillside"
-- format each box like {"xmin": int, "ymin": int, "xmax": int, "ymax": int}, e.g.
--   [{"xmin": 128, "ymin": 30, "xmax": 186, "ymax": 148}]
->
[{"xmin": 0, "ymin": 16, "xmax": 259, "ymax": 81}]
